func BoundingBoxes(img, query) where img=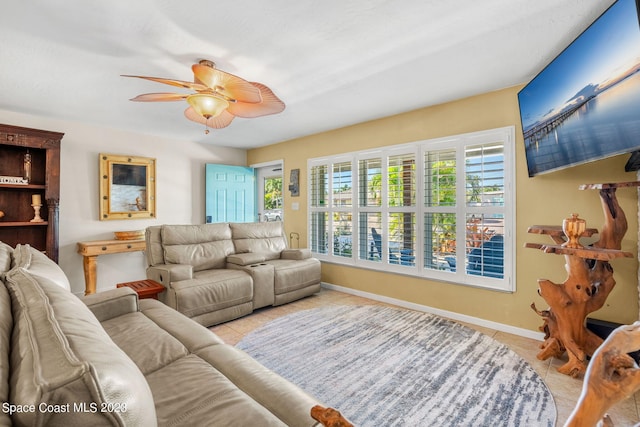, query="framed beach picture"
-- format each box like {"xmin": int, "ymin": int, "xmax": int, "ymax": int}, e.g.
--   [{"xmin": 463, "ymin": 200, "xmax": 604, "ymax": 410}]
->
[{"xmin": 99, "ymin": 153, "xmax": 156, "ymax": 220}]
